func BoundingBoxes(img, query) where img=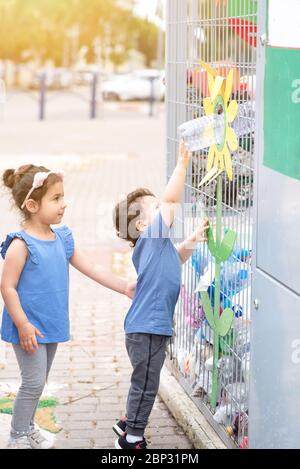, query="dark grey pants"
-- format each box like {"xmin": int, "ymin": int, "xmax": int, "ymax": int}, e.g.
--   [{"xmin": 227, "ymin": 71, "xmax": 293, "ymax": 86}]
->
[{"xmin": 125, "ymin": 333, "xmax": 169, "ymax": 436}]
